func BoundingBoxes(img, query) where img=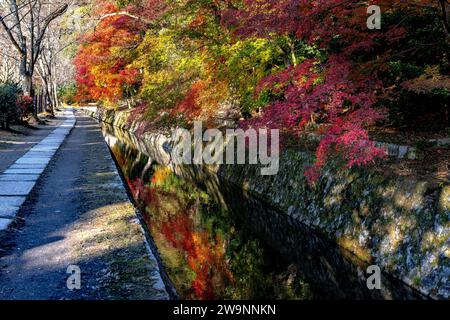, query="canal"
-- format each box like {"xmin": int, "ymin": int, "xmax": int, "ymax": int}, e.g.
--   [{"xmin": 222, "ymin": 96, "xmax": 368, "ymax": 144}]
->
[{"xmin": 101, "ymin": 124, "xmax": 425, "ymax": 300}]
